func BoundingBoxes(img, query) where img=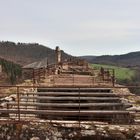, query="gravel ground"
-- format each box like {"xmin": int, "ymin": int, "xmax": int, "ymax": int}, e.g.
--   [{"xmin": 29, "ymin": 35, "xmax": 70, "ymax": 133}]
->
[{"xmin": 0, "ymin": 122, "xmax": 140, "ymax": 140}]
